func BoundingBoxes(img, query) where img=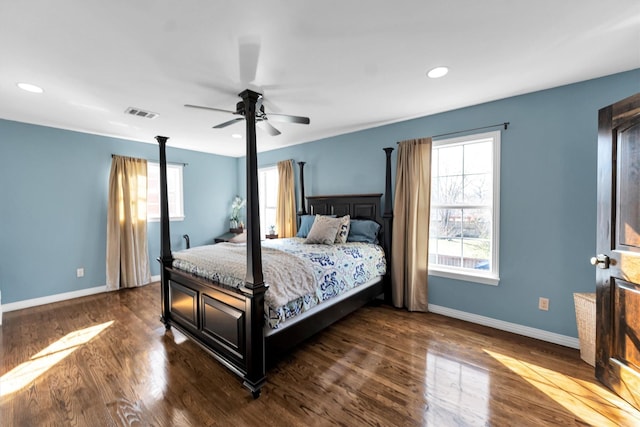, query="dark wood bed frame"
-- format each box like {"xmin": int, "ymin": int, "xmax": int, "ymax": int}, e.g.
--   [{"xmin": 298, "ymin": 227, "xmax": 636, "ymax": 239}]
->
[{"xmin": 155, "ymin": 90, "xmax": 395, "ymax": 398}]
